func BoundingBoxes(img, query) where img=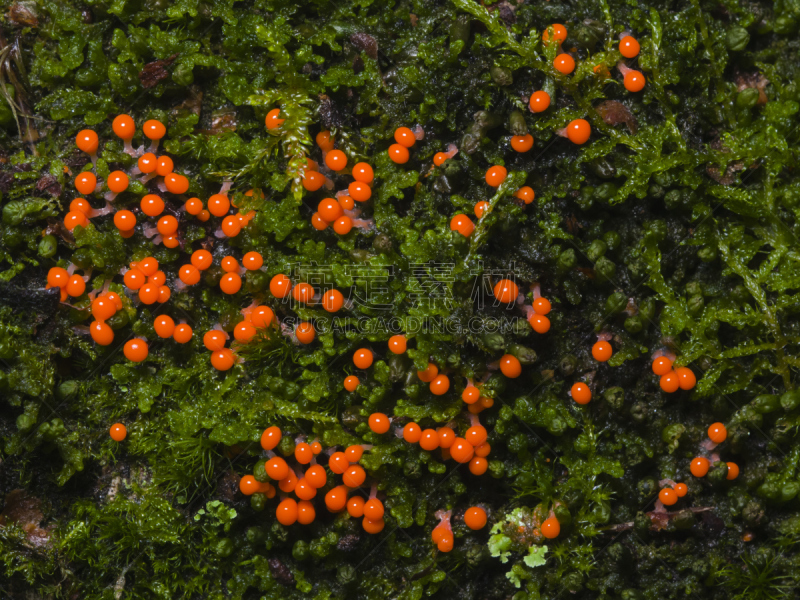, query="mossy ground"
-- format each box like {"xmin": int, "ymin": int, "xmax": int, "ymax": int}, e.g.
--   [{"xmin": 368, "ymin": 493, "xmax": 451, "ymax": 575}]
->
[{"xmin": 2, "ymin": 0, "xmax": 800, "ymax": 598}]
